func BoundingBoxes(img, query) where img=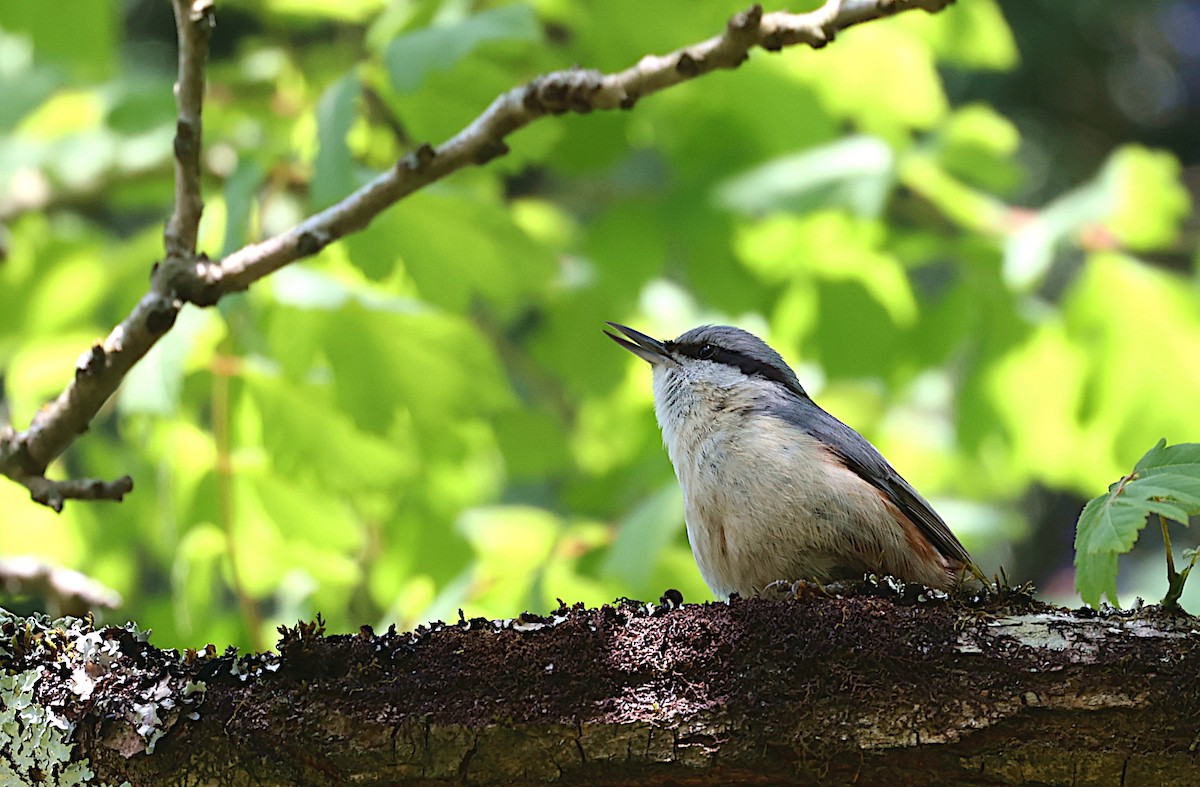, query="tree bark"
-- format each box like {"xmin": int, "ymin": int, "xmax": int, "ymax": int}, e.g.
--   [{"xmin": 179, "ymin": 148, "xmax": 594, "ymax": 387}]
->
[{"xmin": 3, "ymin": 583, "xmax": 1198, "ymax": 785}]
